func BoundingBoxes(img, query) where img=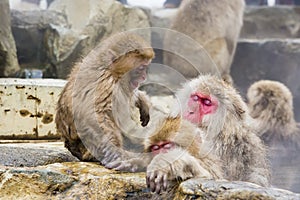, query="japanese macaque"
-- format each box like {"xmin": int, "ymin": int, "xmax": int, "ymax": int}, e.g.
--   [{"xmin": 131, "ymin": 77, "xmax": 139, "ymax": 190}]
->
[
  {"xmin": 247, "ymin": 80, "xmax": 300, "ymax": 150},
  {"xmin": 175, "ymin": 74, "xmax": 270, "ymax": 187},
  {"xmin": 163, "ymin": 0, "xmax": 245, "ymax": 83},
  {"xmin": 145, "ymin": 116, "xmax": 223, "ymax": 194},
  {"xmin": 107, "ymin": 114, "xmax": 223, "ymax": 194},
  {"xmin": 247, "ymin": 80, "xmax": 300, "ymax": 193},
  {"xmin": 55, "ymin": 32, "xmax": 154, "ymax": 169}
]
